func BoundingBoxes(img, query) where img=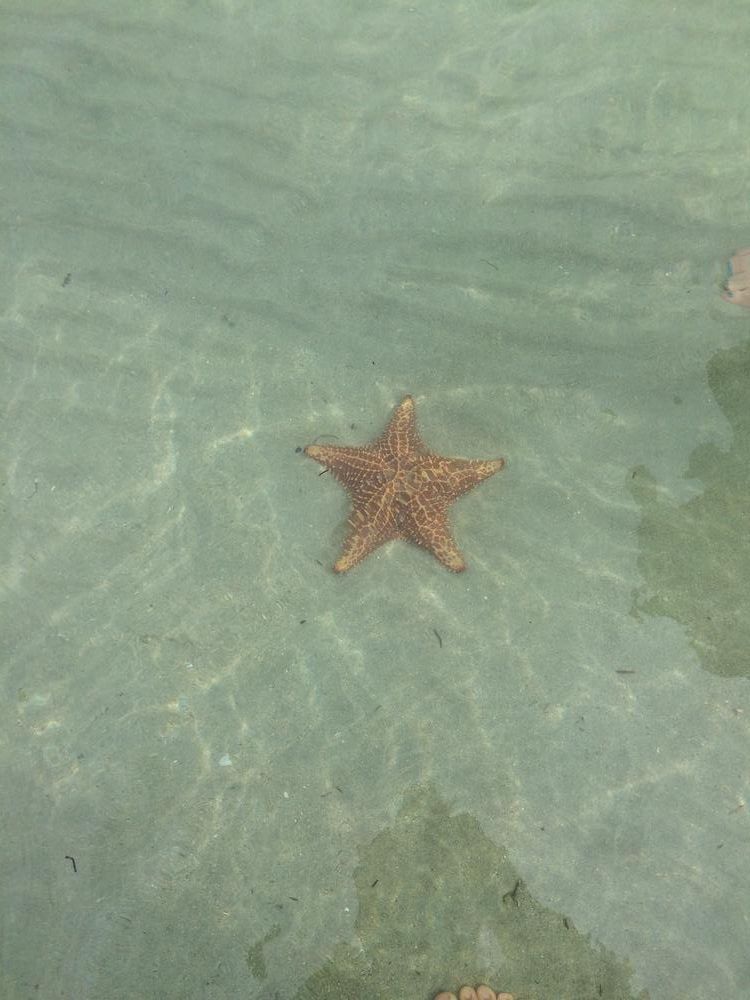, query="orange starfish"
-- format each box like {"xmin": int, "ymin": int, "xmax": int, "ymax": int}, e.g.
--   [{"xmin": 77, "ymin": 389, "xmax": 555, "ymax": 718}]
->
[{"xmin": 304, "ymin": 395, "xmax": 505, "ymax": 573}]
